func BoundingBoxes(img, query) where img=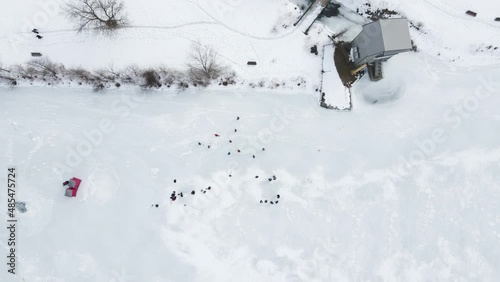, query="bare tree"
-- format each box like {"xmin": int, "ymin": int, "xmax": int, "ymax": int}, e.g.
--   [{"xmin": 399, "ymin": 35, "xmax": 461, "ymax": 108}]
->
[
  {"xmin": 65, "ymin": 0, "xmax": 129, "ymax": 33},
  {"xmin": 26, "ymin": 58, "xmax": 62, "ymax": 78},
  {"xmin": 187, "ymin": 44, "xmax": 225, "ymax": 86}
]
